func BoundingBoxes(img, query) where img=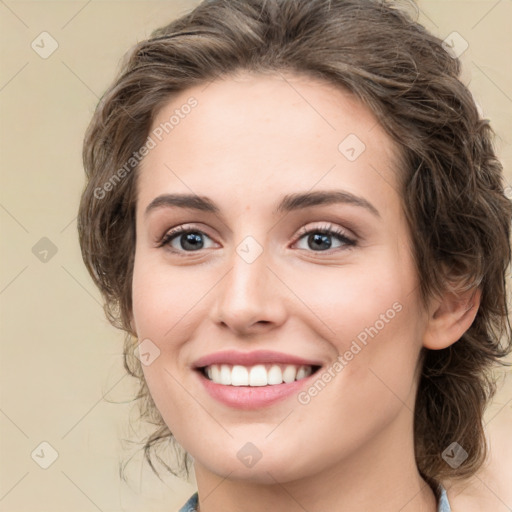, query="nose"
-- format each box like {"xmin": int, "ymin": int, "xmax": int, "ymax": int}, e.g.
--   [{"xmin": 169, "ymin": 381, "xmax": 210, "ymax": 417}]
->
[{"xmin": 210, "ymin": 245, "xmax": 288, "ymax": 336}]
